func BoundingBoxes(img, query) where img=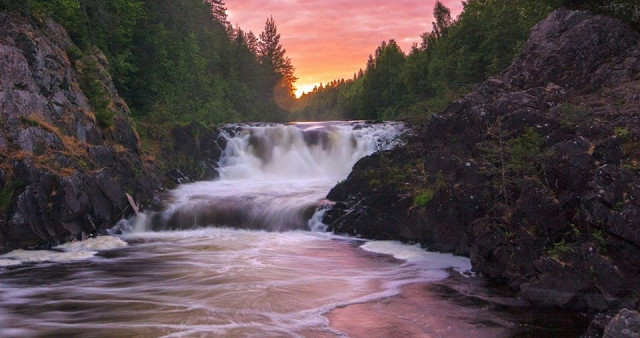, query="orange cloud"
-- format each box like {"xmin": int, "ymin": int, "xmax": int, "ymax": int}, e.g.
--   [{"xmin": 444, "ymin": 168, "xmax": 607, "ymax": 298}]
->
[{"xmin": 227, "ymin": 1, "xmax": 463, "ymax": 96}]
